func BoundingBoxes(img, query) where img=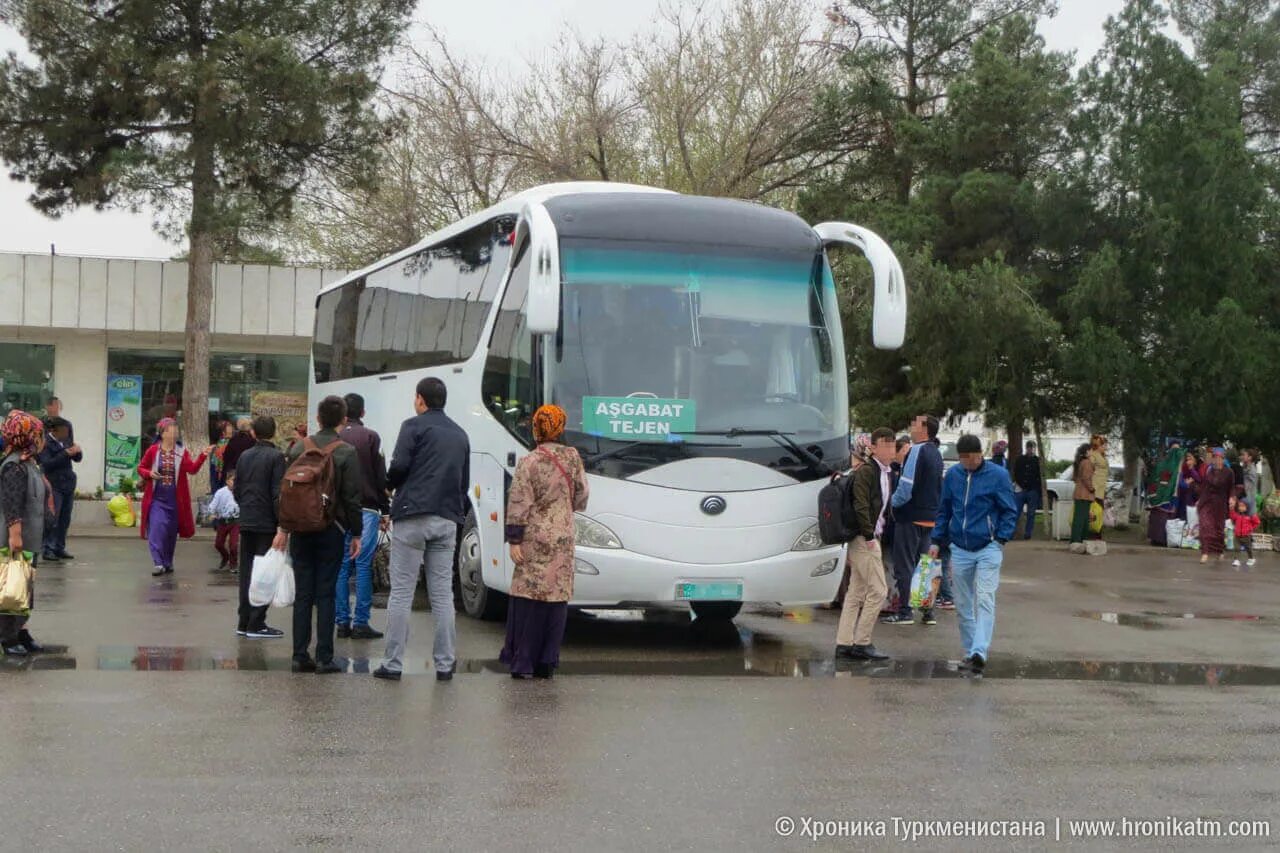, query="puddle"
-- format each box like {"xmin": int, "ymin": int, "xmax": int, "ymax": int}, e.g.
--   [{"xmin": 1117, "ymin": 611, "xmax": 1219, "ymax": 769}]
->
[
  {"xmin": 1077, "ymin": 610, "xmax": 1269, "ymax": 629},
  {"xmin": 1075, "ymin": 611, "xmax": 1168, "ymax": 630}
]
